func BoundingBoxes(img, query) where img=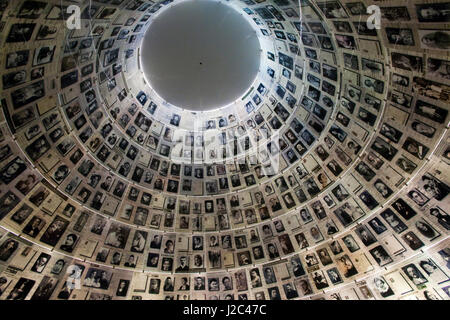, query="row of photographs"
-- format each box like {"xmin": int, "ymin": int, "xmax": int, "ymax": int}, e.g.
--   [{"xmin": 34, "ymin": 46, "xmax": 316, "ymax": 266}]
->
[
  {"xmin": 0, "ymin": 72, "xmax": 447, "ymax": 234},
  {"xmin": 1, "ymin": 0, "xmax": 446, "ymax": 138},
  {"xmin": 0, "ymin": 0, "xmax": 446, "ymax": 248},
  {"xmin": 0, "ymin": 127, "xmax": 440, "ymax": 234},
  {"xmin": 3, "ymin": 87, "xmax": 443, "ymax": 210},
  {"xmin": 0, "ymin": 0, "xmax": 446, "ymax": 234},
  {"xmin": 0, "ymin": 0, "xmax": 150, "ymax": 24},
  {"xmin": 2, "ymin": 0, "xmax": 446, "ymax": 168},
  {"xmin": 0, "ymin": 153, "xmax": 447, "ymax": 274},
  {"xmin": 7, "ymin": 61, "xmax": 436, "ymax": 204},
  {"xmin": 0, "ymin": 224, "xmax": 448, "ymax": 300}
]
